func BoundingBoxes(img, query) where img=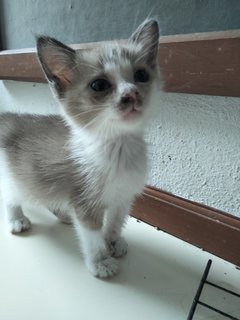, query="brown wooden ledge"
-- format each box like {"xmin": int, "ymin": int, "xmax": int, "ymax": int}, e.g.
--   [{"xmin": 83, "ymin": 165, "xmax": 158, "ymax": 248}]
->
[
  {"xmin": 132, "ymin": 187, "xmax": 240, "ymax": 267},
  {"xmin": 0, "ymin": 30, "xmax": 240, "ymax": 97}
]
